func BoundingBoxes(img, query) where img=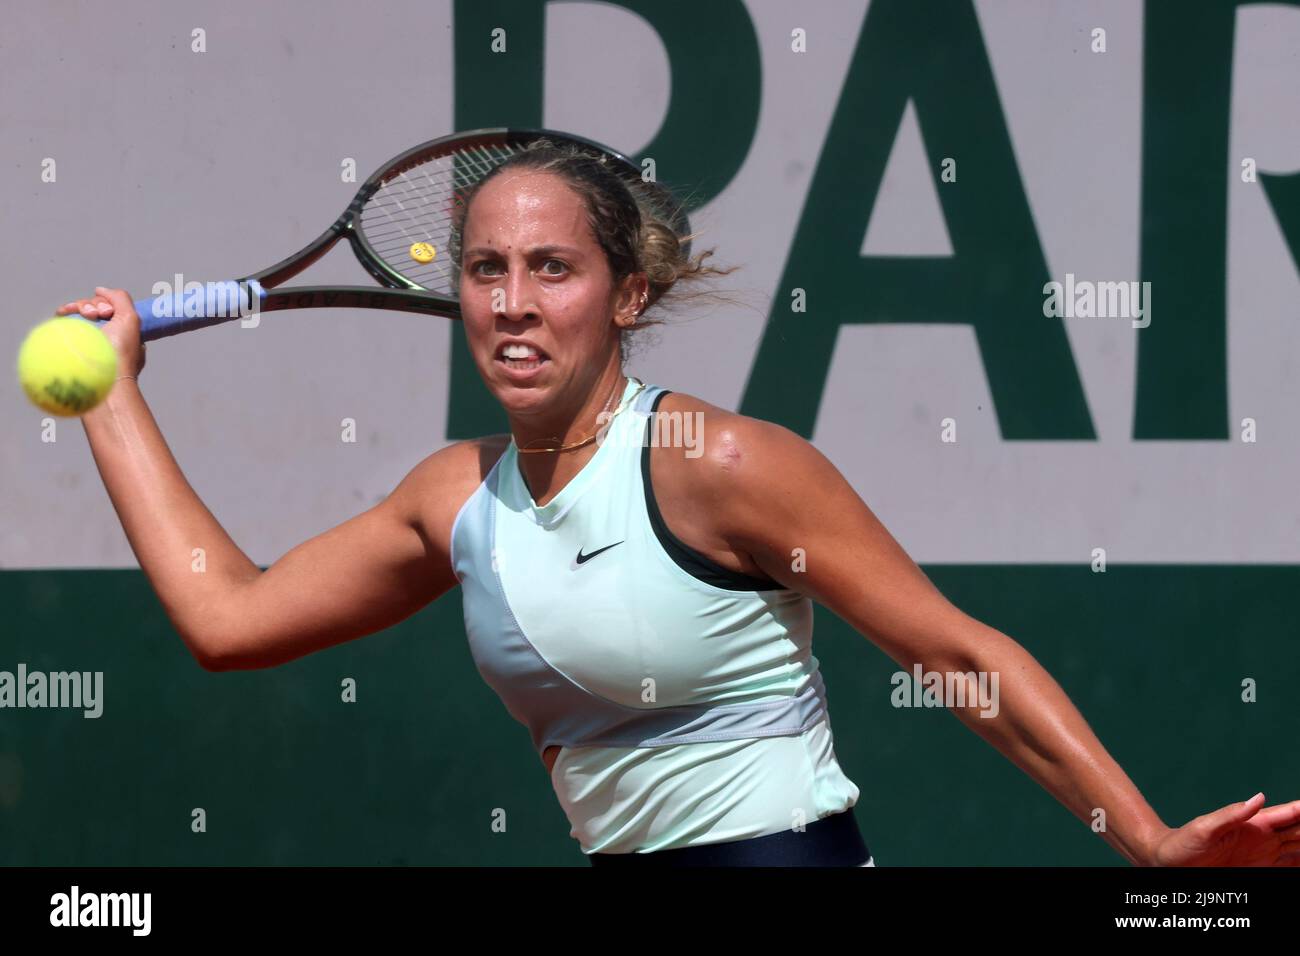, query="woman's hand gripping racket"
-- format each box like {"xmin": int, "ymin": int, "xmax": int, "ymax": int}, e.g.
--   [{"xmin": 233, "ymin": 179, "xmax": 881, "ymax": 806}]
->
[{"xmin": 60, "ymin": 127, "xmax": 691, "ymax": 341}]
